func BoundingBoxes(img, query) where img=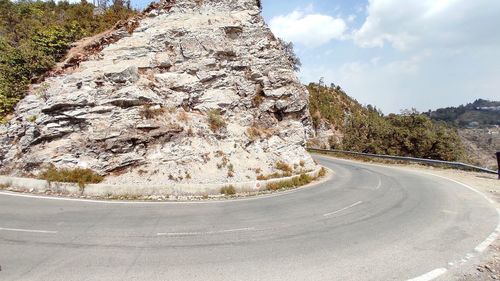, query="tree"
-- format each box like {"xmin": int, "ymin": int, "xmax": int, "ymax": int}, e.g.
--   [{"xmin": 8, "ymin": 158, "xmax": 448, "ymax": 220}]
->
[
  {"xmin": 278, "ymin": 38, "xmax": 302, "ymax": 72},
  {"xmin": 0, "ymin": 0, "xmax": 136, "ymax": 121}
]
